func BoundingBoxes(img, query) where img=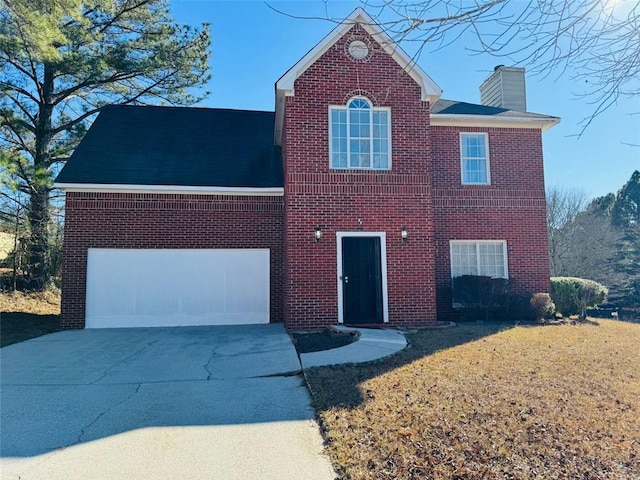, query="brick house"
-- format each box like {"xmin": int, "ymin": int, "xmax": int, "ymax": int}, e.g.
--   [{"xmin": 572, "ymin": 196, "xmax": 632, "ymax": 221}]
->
[{"xmin": 55, "ymin": 8, "xmax": 558, "ymax": 330}]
